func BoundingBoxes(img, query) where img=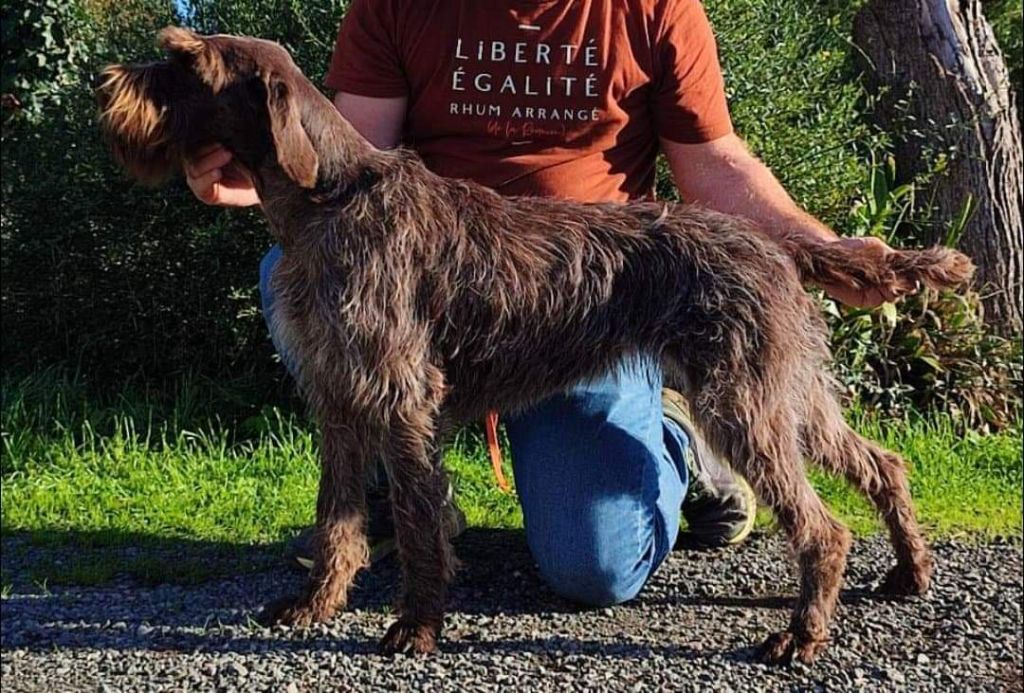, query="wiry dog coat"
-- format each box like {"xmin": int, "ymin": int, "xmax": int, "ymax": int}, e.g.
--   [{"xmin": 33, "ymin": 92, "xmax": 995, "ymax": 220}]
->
[{"xmin": 97, "ymin": 28, "xmax": 974, "ymax": 663}]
